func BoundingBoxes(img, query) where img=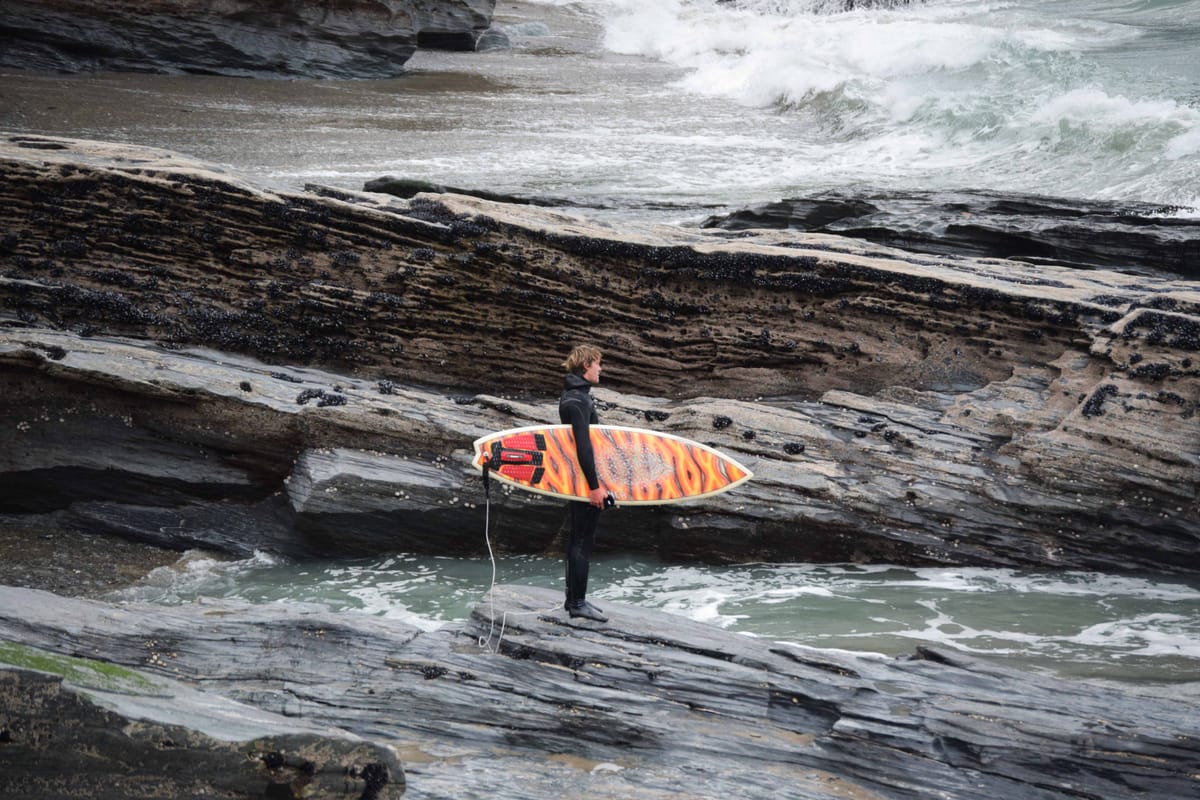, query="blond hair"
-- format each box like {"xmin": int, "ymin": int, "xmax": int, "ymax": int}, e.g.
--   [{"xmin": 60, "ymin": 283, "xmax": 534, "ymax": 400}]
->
[{"xmin": 562, "ymin": 344, "xmax": 602, "ymax": 375}]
